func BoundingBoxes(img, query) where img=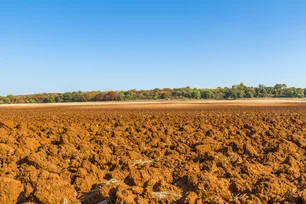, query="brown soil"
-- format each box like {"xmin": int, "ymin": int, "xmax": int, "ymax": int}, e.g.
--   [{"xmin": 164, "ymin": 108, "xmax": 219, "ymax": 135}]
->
[{"xmin": 1, "ymin": 102, "xmax": 306, "ymax": 203}]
